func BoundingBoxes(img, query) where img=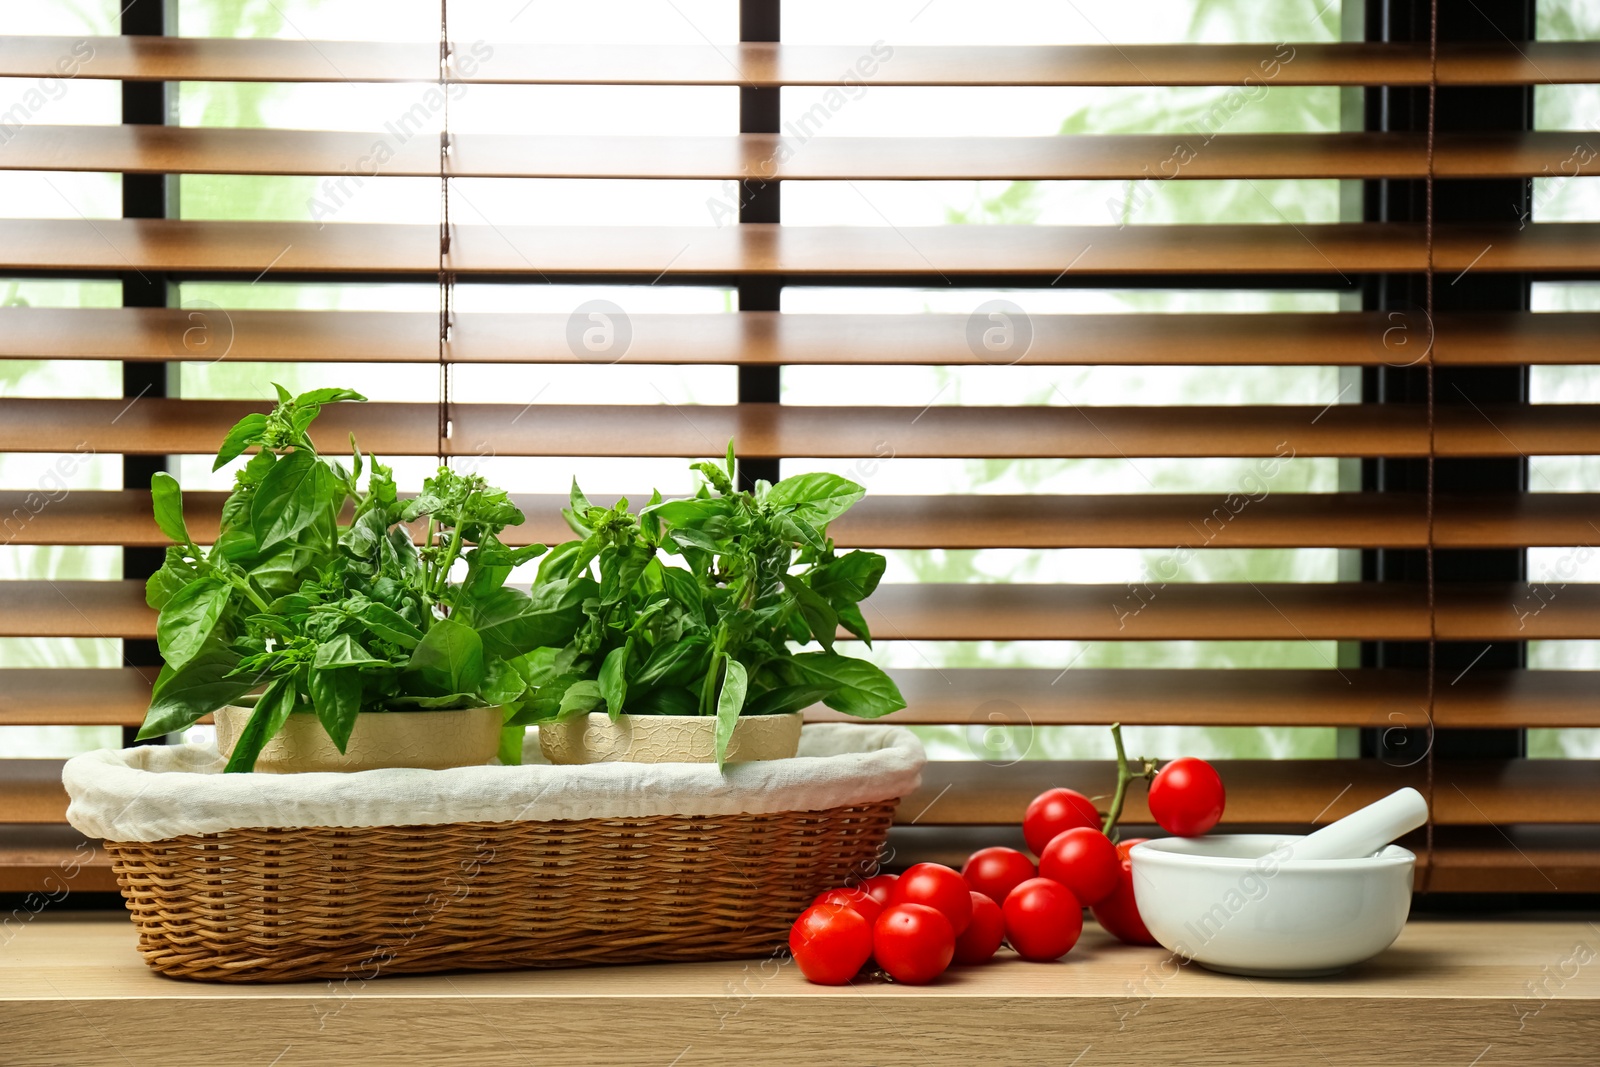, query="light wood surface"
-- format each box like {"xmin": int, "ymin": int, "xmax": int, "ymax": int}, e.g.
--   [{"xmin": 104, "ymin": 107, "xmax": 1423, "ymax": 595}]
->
[
  {"xmin": 1, "ymin": 914, "xmax": 1596, "ymax": 1065},
  {"xmin": 4, "ymin": 36, "xmax": 1599, "ymax": 86}
]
